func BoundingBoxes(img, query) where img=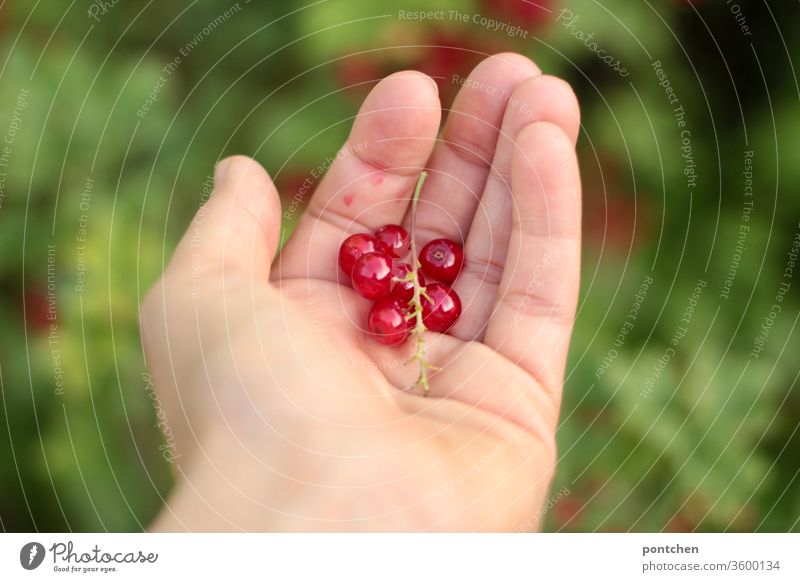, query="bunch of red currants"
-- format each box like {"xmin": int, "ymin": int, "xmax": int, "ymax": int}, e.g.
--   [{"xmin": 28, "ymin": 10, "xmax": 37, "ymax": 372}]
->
[{"xmin": 338, "ymin": 225, "xmax": 464, "ymax": 346}]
